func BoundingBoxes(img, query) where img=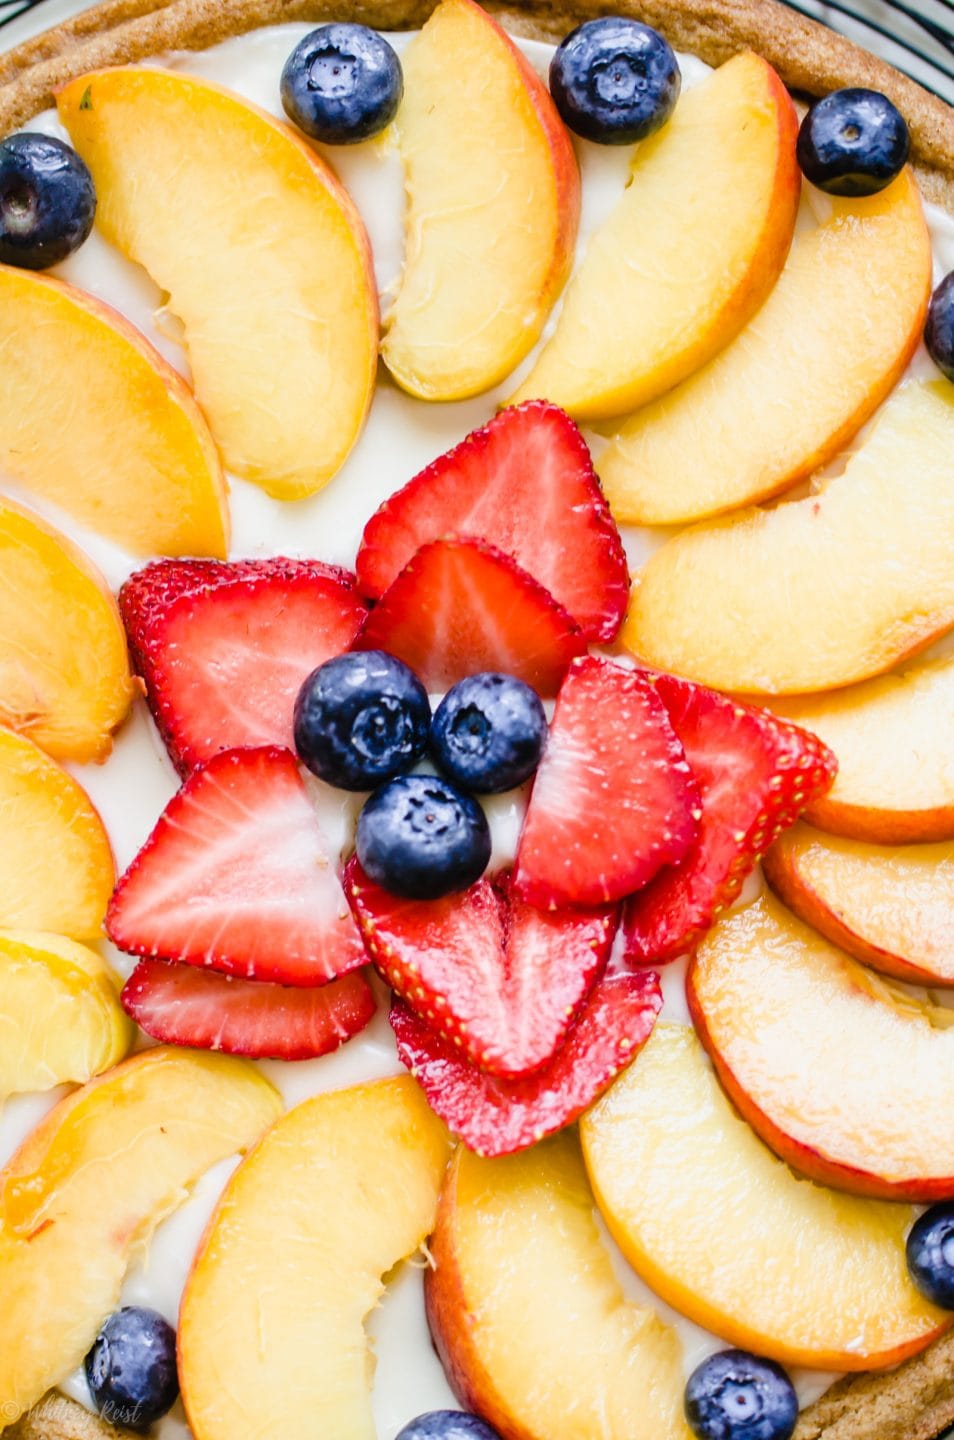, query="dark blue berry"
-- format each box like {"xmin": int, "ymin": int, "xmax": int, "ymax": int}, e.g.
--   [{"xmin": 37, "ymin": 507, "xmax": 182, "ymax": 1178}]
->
[
  {"xmin": 684, "ymin": 1349, "xmax": 798, "ymax": 1440},
  {"xmin": 549, "ymin": 18, "xmax": 680, "ymax": 145},
  {"xmin": 395, "ymin": 1412, "xmax": 502, "ymax": 1440},
  {"xmin": 796, "ymin": 89, "xmax": 909, "ymax": 196},
  {"xmin": 85, "ymin": 1306, "xmax": 179, "ymax": 1432},
  {"xmin": 431, "ymin": 672, "xmax": 546, "ymax": 794},
  {"xmin": 356, "ymin": 773, "xmax": 490, "ymax": 899},
  {"xmin": 294, "ymin": 650, "xmax": 430, "ymax": 791},
  {"xmin": 925, "ymin": 272, "xmax": 954, "ymax": 383},
  {"xmin": 0, "ymin": 132, "xmax": 95, "ymax": 270},
  {"xmin": 281, "ymin": 24, "xmax": 403, "ymax": 144},
  {"xmin": 907, "ymin": 1203, "xmax": 954, "ymax": 1308}
]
